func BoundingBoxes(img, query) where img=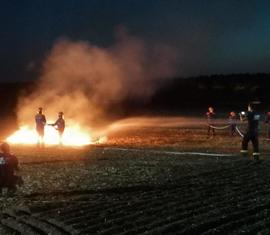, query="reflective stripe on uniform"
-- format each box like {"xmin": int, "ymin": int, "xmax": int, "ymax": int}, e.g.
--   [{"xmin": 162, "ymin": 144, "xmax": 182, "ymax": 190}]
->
[
  {"xmin": 0, "ymin": 157, "xmax": 5, "ymax": 165},
  {"xmin": 253, "ymin": 152, "xmax": 260, "ymax": 156},
  {"xmin": 254, "ymin": 115, "xmax": 260, "ymax": 120},
  {"xmin": 240, "ymin": 150, "xmax": 248, "ymax": 153}
]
